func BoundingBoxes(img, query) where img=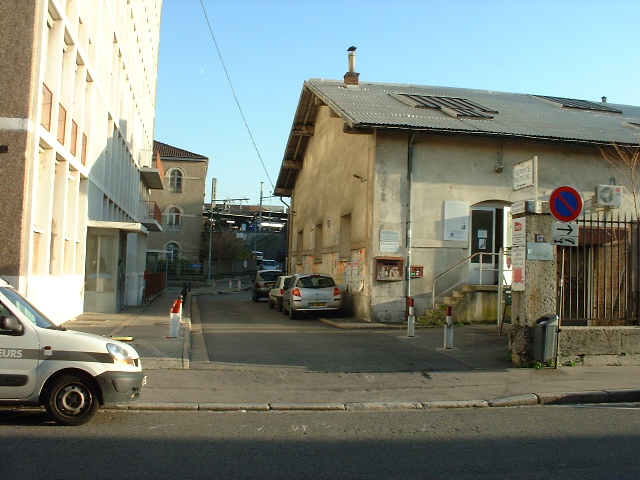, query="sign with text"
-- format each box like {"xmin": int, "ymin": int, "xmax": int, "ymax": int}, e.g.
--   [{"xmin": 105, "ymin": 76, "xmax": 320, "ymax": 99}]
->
[
  {"xmin": 380, "ymin": 230, "xmax": 400, "ymax": 253},
  {"xmin": 511, "ymin": 246, "xmax": 526, "ymax": 291},
  {"xmin": 512, "ymin": 218, "xmax": 526, "ymax": 247},
  {"xmin": 513, "ymin": 158, "xmax": 534, "ymax": 190}
]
